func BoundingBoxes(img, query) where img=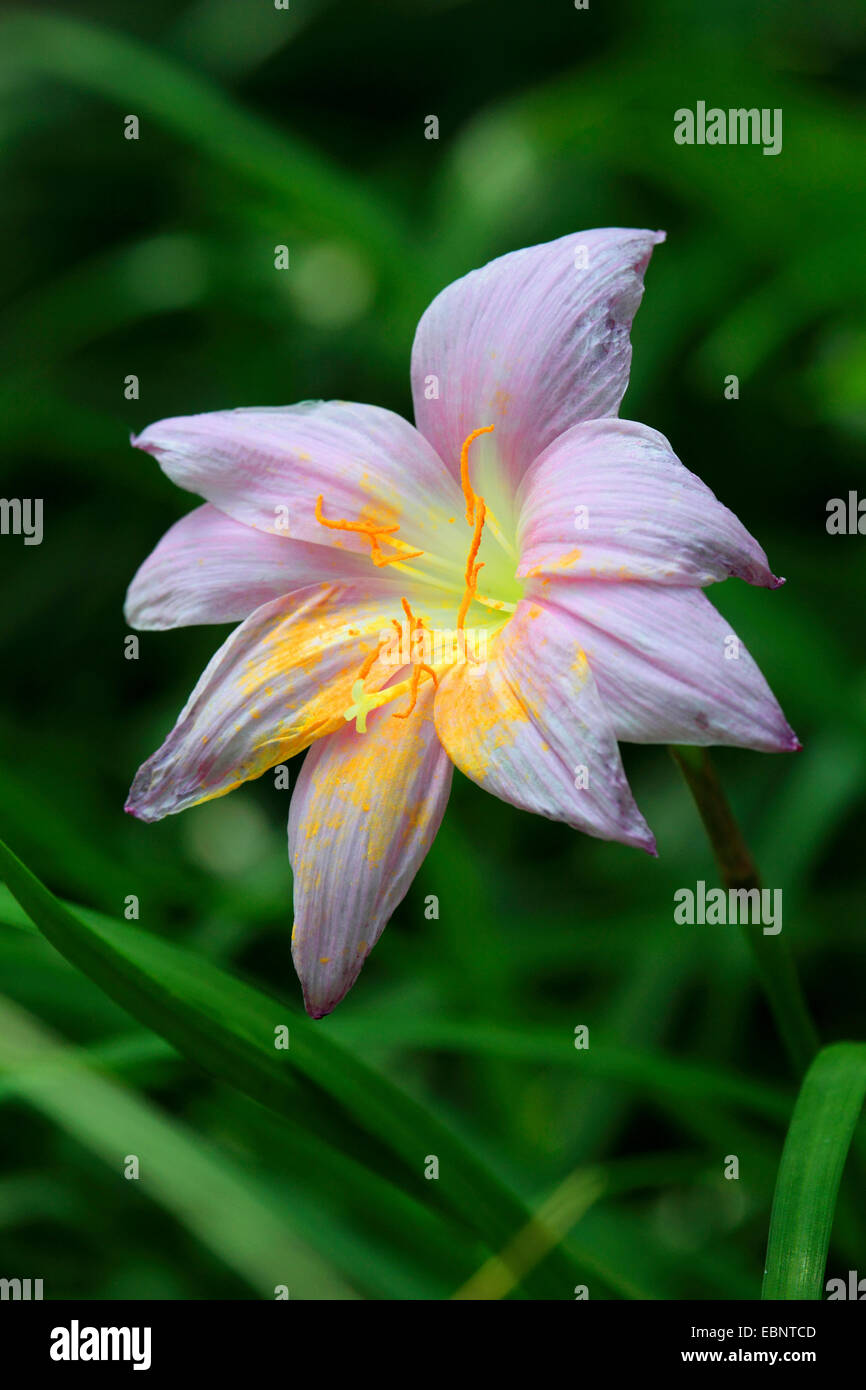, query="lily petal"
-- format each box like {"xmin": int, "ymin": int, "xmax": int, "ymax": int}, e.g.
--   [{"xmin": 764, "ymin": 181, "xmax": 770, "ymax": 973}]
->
[
  {"xmin": 411, "ymin": 228, "xmax": 664, "ymax": 491},
  {"xmin": 289, "ymin": 680, "xmax": 452, "ymax": 1018},
  {"xmin": 125, "ymin": 583, "xmax": 429, "ymax": 822},
  {"xmin": 516, "ymin": 419, "xmax": 781, "ymax": 588},
  {"xmin": 433, "ymin": 600, "xmax": 656, "ymax": 852},
  {"xmin": 540, "ymin": 579, "xmax": 799, "ymax": 751},
  {"xmin": 133, "ymin": 400, "xmax": 462, "ymax": 561},
  {"xmin": 125, "ymin": 503, "xmax": 378, "ymax": 630}
]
